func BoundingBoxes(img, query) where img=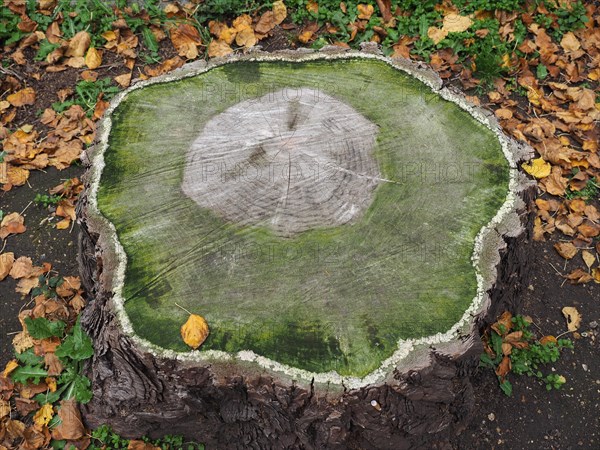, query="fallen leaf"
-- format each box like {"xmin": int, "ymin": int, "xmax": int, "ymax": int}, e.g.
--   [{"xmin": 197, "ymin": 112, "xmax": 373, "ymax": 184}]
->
[
  {"xmin": 2, "ymin": 360, "xmax": 19, "ymax": 378},
  {"xmin": 0, "ymin": 252, "xmax": 15, "ymax": 280},
  {"xmin": 56, "ymin": 276, "xmax": 81, "ymax": 298},
  {"xmin": 114, "ymin": 72, "xmax": 132, "ymax": 88},
  {"xmin": 560, "ymin": 32, "xmax": 580, "ymax": 52},
  {"xmin": 562, "ymin": 306, "xmax": 581, "ymax": 332},
  {"xmin": 554, "ymin": 242, "xmax": 578, "ymax": 260},
  {"xmin": 273, "ymin": 0, "xmax": 287, "ymax": 24},
  {"xmin": 9, "ymin": 256, "xmax": 33, "ymax": 279},
  {"xmin": 51, "ymin": 399, "xmax": 84, "ymax": 440},
  {"xmin": 491, "ymin": 311, "xmax": 512, "ymax": 335},
  {"xmin": 442, "ymin": 13, "xmax": 472, "ymax": 33},
  {"xmin": 13, "ymin": 331, "xmax": 34, "ymax": 353},
  {"xmin": 85, "ymin": 47, "xmax": 102, "ymax": 69},
  {"xmin": 539, "ymin": 335, "xmax": 557, "ymax": 346},
  {"xmin": 582, "ymin": 250, "xmax": 596, "ymax": 269},
  {"xmin": 170, "ymin": 23, "xmax": 202, "ymax": 60},
  {"xmin": 33, "ymin": 403, "xmax": 54, "ymax": 429},
  {"xmin": 564, "ymin": 268, "xmax": 593, "ymax": 284},
  {"xmin": 592, "ymin": 267, "xmax": 600, "ymax": 283},
  {"xmin": 128, "ymin": 441, "xmax": 161, "ymax": 450},
  {"xmin": 65, "ymin": 31, "xmax": 91, "ymax": 57},
  {"xmin": 0, "ymin": 213, "xmax": 27, "ymax": 240},
  {"xmin": 427, "ymin": 26, "xmax": 448, "ymax": 44},
  {"xmin": 0, "ymin": 399, "xmax": 10, "ymax": 419},
  {"xmin": 306, "ymin": 0, "xmax": 318, "ymax": 14},
  {"xmin": 357, "ymin": 4, "xmax": 374, "ymax": 20},
  {"xmin": 6, "ymin": 165, "xmax": 30, "ymax": 186},
  {"xmin": 44, "ymin": 353, "xmax": 64, "ymax": 377},
  {"xmin": 495, "ymin": 108, "xmax": 513, "ymax": 120},
  {"xmin": 208, "ymin": 40, "xmax": 233, "ymax": 58},
  {"xmin": 235, "ymin": 27, "xmax": 257, "ymax": 49},
  {"xmin": 522, "ymin": 157, "xmax": 551, "ymax": 178},
  {"xmin": 495, "ymin": 355, "xmax": 511, "ymax": 380},
  {"xmin": 181, "ymin": 313, "xmax": 210, "ymax": 349},
  {"xmin": 7, "ymin": 87, "xmax": 36, "ymax": 107},
  {"xmin": 16, "ymin": 276, "xmax": 40, "ymax": 295}
]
